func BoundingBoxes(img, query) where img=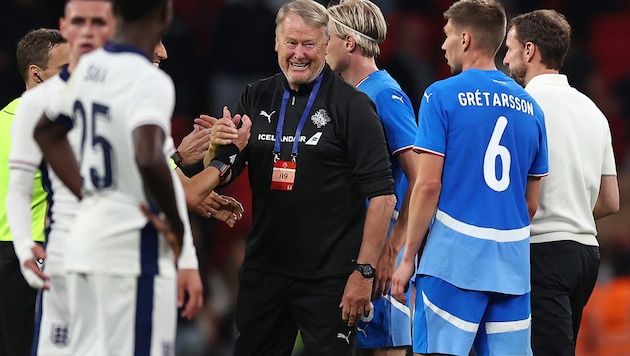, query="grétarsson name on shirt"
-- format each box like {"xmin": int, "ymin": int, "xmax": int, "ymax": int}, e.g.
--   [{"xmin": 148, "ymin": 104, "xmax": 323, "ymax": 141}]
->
[{"xmin": 457, "ymin": 90, "xmax": 534, "ymax": 116}]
